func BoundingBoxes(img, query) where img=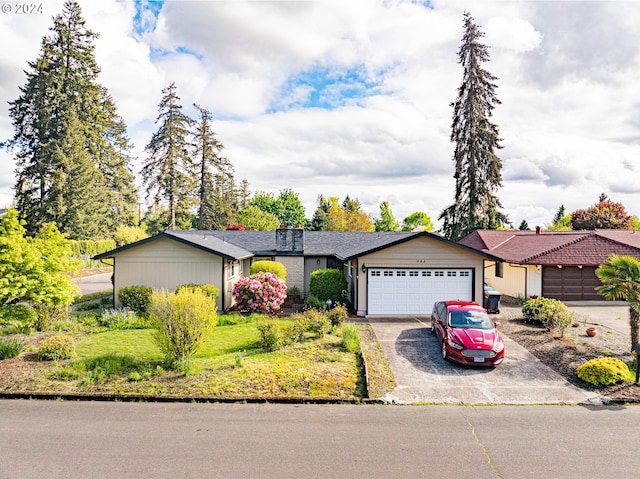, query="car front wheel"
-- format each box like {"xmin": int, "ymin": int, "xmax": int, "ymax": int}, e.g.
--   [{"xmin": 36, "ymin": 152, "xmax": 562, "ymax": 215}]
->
[{"xmin": 441, "ymin": 341, "xmax": 448, "ymax": 361}]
